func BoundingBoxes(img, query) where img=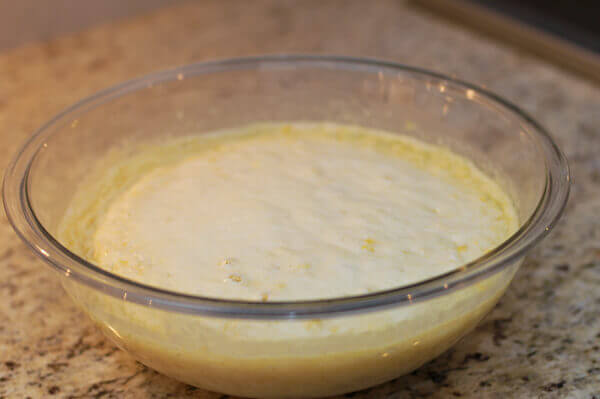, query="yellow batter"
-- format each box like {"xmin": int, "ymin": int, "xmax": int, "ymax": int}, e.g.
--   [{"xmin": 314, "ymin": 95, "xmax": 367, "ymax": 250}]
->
[{"xmin": 58, "ymin": 123, "xmax": 519, "ymax": 398}]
